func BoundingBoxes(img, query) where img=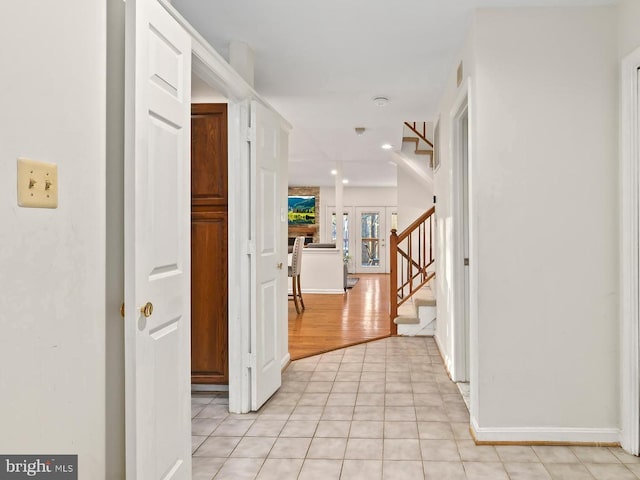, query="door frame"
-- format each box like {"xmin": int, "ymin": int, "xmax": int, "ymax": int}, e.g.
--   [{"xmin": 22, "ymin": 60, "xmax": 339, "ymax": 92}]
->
[
  {"xmin": 158, "ymin": 0, "xmax": 291, "ymax": 414},
  {"xmin": 620, "ymin": 45, "xmax": 640, "ymax": 455},
  {"xmin": 450, "ymin": 78, "xmax": 477, "ymax": 416},
  {"xmin": 354, "ymin": 206, "xmax": 387, "ymax": 274},
  {"xmin": 385, "ymin": 207, "xmax": 398, "ymax": 275}
]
